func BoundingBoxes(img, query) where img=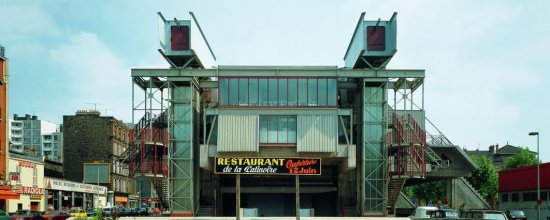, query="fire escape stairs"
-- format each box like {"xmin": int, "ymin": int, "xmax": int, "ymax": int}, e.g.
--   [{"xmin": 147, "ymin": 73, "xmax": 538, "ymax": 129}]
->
[
  {"xmin": 405, "ymin": 114, "xmax": 448, "ymax": 171},
  {"xmin": 387, "ymin": 178, "xmax": 406, "ymax": 214},
  {"xmin": 151, "ymin": 175, "xmax": 170, "ymax": 209}
]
